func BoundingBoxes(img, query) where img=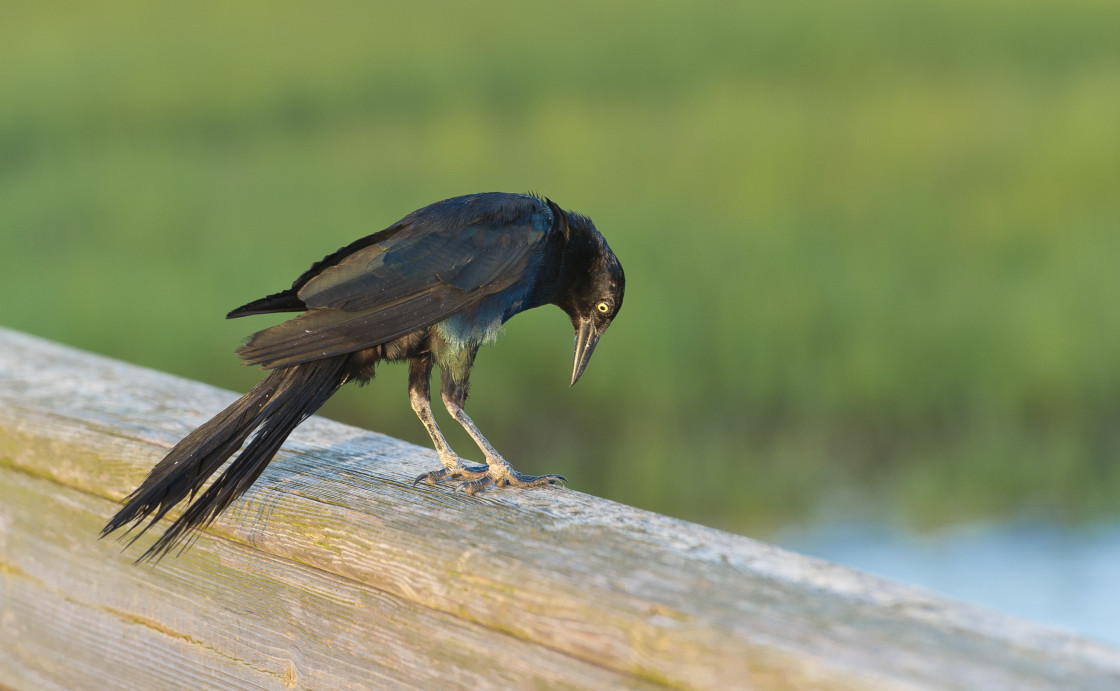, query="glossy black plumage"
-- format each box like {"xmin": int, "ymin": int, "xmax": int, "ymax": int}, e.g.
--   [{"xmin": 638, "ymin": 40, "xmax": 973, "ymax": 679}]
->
[{"xmin": 101, "ymin": 192, "xmax": 625, "ymax": 562}]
